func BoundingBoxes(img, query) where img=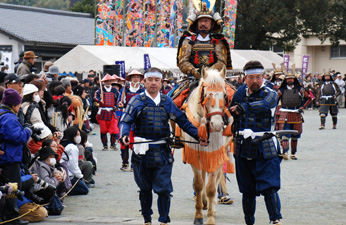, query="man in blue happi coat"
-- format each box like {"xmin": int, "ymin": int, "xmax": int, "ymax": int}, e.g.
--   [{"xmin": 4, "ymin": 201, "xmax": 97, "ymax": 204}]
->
[
  {"xmin": 120, "ymin": 67, "xmax": 207, "ymax": 225},
  {"xmin": 229, "ymin": 60, "xmax": 282, "ymax": 225}
]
